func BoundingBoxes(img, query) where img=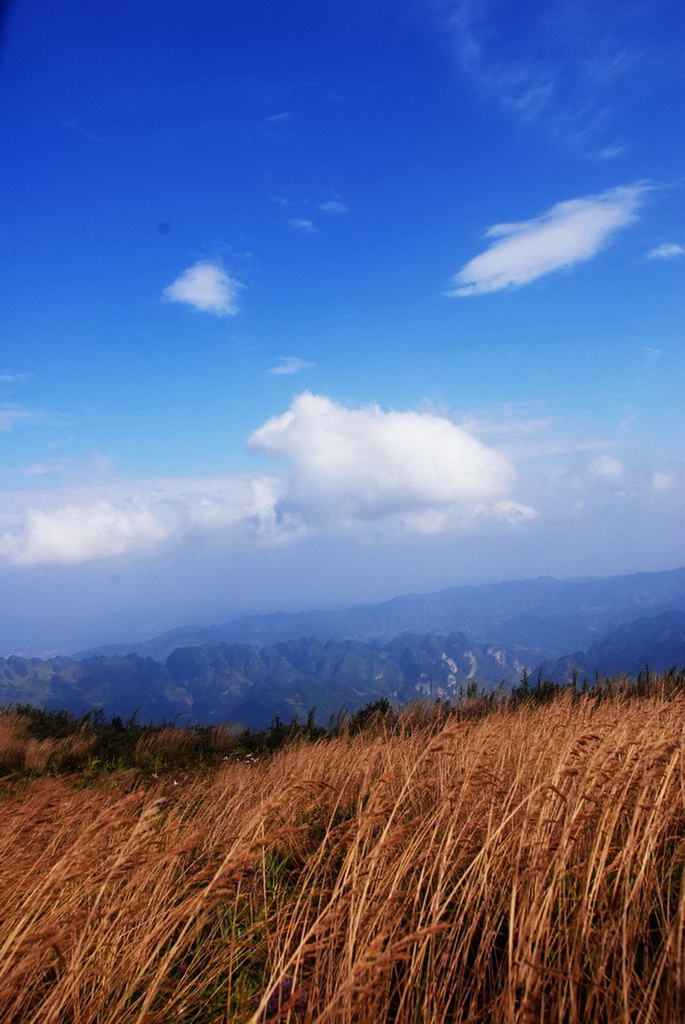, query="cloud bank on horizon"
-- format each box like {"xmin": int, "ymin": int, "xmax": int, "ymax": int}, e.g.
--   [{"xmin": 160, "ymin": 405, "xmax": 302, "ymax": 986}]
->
[
  {"xmin": 447, "ymin": 184, "xmax": 648, "ymax": 296},
  {"xmin": 1, "ymin": 391, "xmax": 681, "ymax": 571},
  {"xmin": 0, "ymin": 476, "xmax": 280, "ymax": 567},
  {"xmin": 0, "ymin": 395, "xmax": 535, "ymax": 565}
]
